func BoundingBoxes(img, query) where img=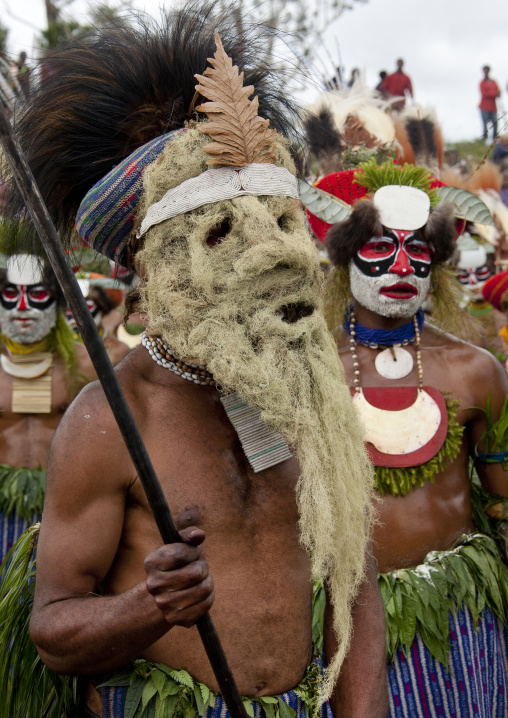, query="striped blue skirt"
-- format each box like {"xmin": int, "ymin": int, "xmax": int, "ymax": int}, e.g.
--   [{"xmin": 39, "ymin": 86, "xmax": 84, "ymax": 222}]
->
[
  {"xmin": 388, "ymin": 604, "xmax": 508, "ymax": 717},
  {"xmin": 0, "ymin": 510, "xmax": 39, "ymax": 566},
  {"xmin": 100, "ymin": 684, "xmax": 333, "ymax": 718}
]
